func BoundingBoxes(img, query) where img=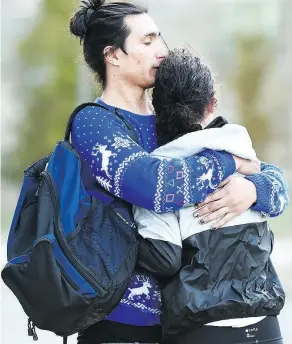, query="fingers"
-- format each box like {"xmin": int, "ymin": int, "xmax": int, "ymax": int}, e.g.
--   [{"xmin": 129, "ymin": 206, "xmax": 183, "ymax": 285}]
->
[
  {"xmin": 212, "ymin": 213, "xmax": 236, "ymax": 229},
  {"xmin": 197, "ymin": 207, "xmax": 229, "ymax": 225},
  {"xmin": 237, "ymin": 159, "xmax": 261, "ymax": 175},
  {"xmin": 199, "ymin": 177, "xmax": 234, "ymax": 207},
  {"xmin": 198, "ymin": 188, "xmax": 225, "ymax": 207},
  {"xmin": 194, "ymin": 199, "xmax": 225, "ymax": 218}
]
